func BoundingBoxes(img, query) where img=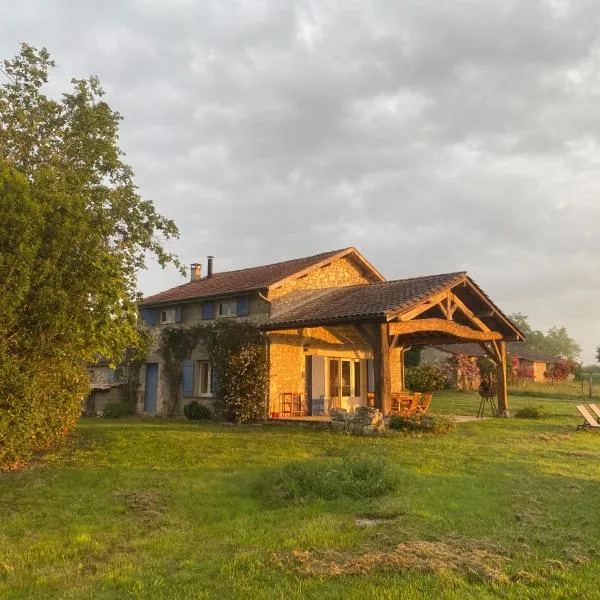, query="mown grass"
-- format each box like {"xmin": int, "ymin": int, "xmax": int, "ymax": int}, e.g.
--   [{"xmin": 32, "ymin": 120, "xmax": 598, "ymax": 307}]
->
[{"xmin": 1, "ymin": 392, "xmax": 600, "ymax": 599}]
